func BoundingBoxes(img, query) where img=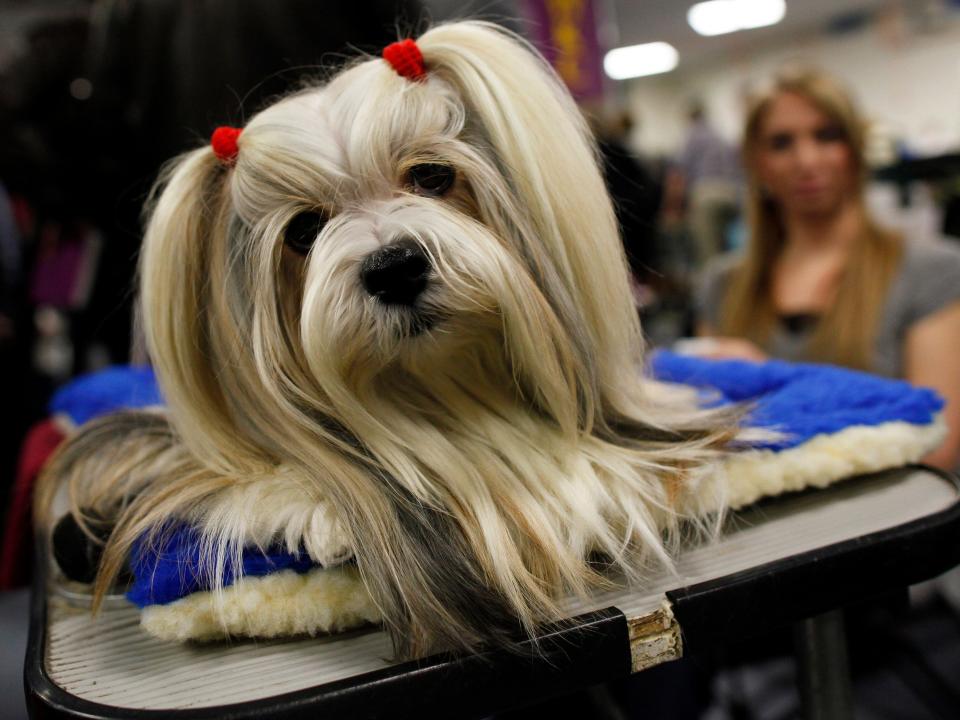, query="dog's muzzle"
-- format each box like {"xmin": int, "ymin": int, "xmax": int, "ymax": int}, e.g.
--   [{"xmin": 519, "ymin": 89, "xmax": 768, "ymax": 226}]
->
[{"xmin": 361, "ymin": 241, "xmax": 430, "ymax": 307}]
